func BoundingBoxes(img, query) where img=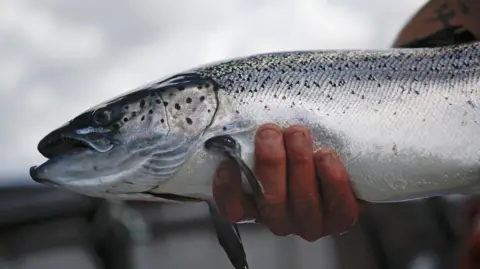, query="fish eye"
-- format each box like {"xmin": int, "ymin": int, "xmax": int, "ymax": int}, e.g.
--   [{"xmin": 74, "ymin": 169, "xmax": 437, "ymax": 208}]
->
[{"xmin": 93, "ymin": 108, "xmax": 112, "ymax": 126}]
